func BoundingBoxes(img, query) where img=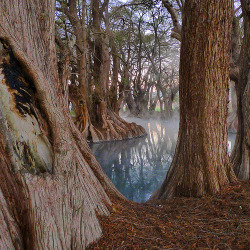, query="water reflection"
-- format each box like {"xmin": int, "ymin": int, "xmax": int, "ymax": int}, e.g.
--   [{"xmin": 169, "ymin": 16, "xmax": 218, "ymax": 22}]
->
[
  {"xmin": 90, "ymin": 119, "xmax": 179, "ymax": 203},
  {"xmin": 89, "ymin": 118, "xmax": 236, "ymax": 203}
]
